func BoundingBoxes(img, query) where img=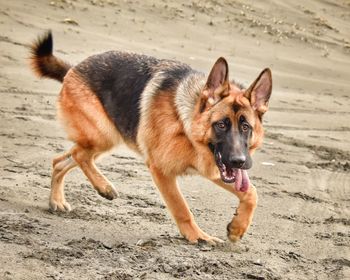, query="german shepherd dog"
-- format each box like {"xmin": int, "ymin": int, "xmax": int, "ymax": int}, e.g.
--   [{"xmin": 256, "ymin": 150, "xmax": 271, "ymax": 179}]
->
[{"xmin": 30, "ymin": 31, "xmax": 272, "ymax": 244}]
